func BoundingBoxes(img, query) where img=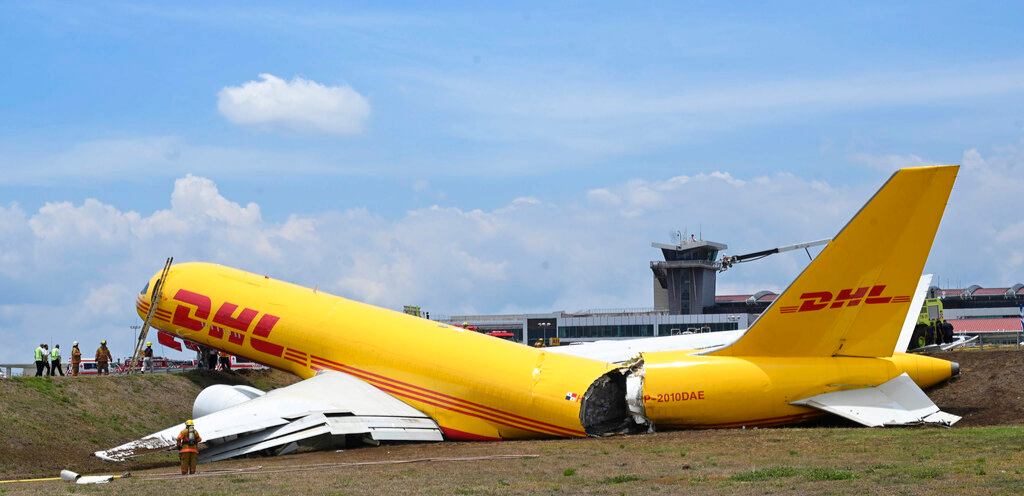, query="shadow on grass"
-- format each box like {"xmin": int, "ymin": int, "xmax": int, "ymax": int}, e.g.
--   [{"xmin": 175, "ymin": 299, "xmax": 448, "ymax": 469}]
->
[{"xmin": 176, "ymin": 369, "xmax": 257, "ymax": 389}]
